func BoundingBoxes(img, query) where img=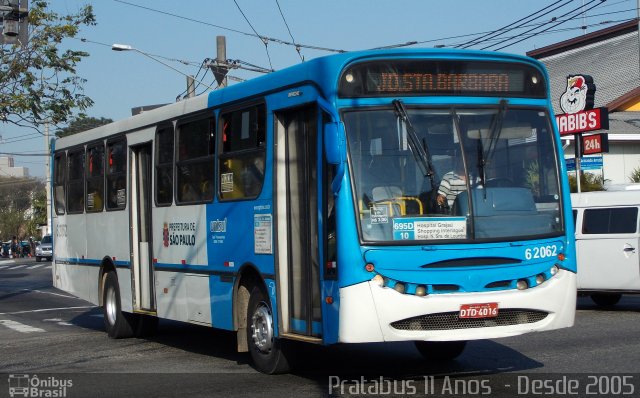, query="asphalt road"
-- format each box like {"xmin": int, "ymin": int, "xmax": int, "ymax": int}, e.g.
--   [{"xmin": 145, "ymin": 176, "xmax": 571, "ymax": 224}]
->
[{"xmin": 1, "ymin": 257, "xmax": 640, "ymax": 398}]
